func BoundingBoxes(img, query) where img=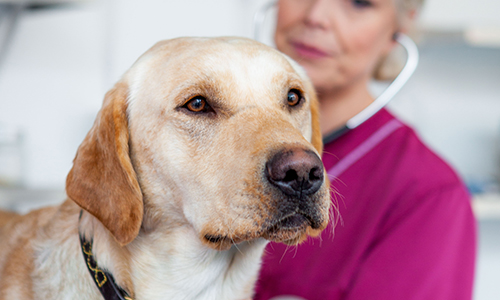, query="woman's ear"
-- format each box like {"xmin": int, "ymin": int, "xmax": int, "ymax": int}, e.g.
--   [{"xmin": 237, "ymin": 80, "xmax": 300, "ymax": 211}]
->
[
  {"xmin": 66, "ymin": 82, "xmax": 143, "ymax": 246},
  {"xmin": 398, "ymin": 7, "xmax": 420, "ymax": 36}
]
